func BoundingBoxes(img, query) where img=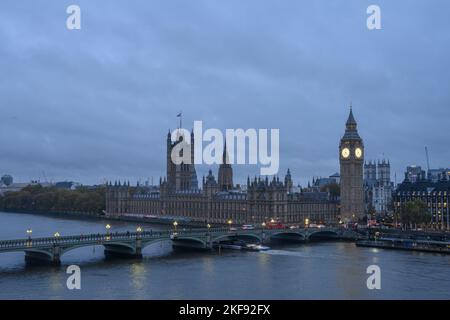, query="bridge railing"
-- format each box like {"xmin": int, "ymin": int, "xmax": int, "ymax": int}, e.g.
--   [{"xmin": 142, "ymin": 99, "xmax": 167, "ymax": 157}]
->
[
  {"xmin": 0, "ymin": 228, "xmax": 217, "ymax": 249},
  {"xmin": 0, "ymin": 226, "xmax": 344, "ymax": 250},
  {"xmin": 0, "ymin": 227, "xmax": 237, "ymax": 248}
]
